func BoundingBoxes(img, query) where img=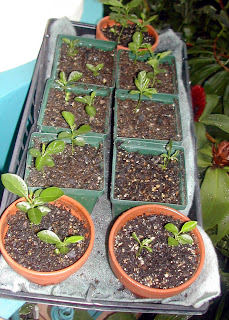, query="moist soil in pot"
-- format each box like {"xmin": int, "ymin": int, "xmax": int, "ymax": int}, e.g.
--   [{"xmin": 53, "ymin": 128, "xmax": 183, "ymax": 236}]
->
[
  {"xmin": 114, "ymin": 147, "xmax": 185, "ymax": 204},
  {"xmin": 57, "ymin": 45, "xmax": 115, "ymax": 87},
  {"xmin": 114, "ymin": 214, "xmax": 200, "ymax": 289},
  {"xmin": 118, "ymin": 51, "xmax": 177, "ymax": 94},
  {"xmin": 102, "ymin": 24, "xmax": 156, "ymax": 48},
  {"xmin": 26, "ymin": 139, "xmax": 104, "ymax": 191},
  {"xmin": 116, "ymin": 98, "xmax": 182, "ymax": 141},
  {"xmin": 4, "ymin": 203, "xmax": 90, "ymax": 272},
  {"xmin": 42, "ymin": 88, "xmax": 110, "ymax": 134}
]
